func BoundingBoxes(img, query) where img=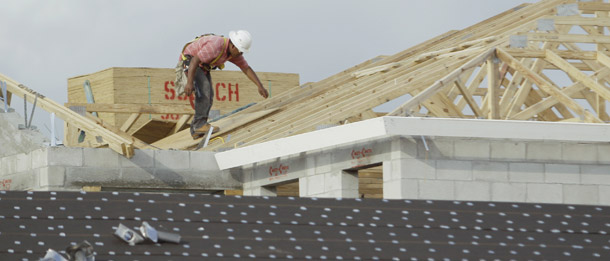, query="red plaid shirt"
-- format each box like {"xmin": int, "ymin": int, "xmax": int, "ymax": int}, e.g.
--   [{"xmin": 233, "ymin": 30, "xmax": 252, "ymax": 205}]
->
[{"xmin": 182, "ymin": 35, "xmax": 249, "ymax": 70}]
